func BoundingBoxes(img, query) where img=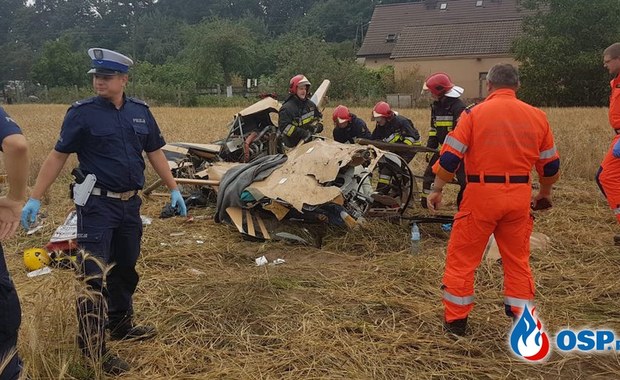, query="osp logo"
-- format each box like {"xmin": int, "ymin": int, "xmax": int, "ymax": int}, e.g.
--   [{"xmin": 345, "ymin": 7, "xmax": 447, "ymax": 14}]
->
[{"xmin": 509, "ymin": 304, "xmax": 551, "ymax": 362}]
